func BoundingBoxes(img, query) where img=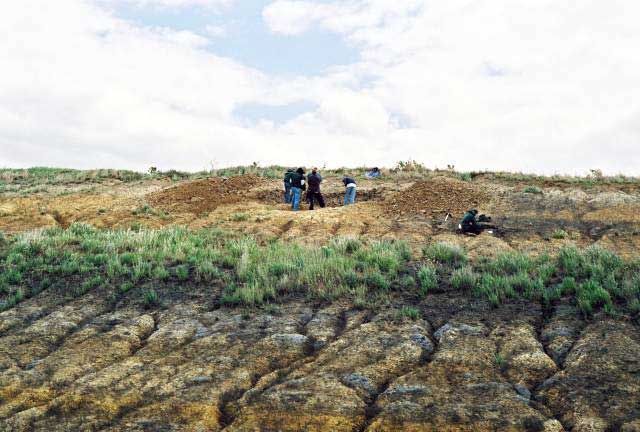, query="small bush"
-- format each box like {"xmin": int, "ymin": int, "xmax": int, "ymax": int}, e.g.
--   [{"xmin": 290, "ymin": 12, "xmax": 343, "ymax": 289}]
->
[
  {"xmin": 398, "ymin": 306, "xmax": 420, "ymax": 320},
  {"xmin": 423, "ymin": 242, "xmax": 467, "ymax": 266},
  {"xmin": 230, "ymin": 213, "xmax": 249, "ymax": 222},
  {"xmin": 175, "ymin": 265, "xmax": 190, "ymax": 281},
  {"xmin": 523, "ymin": 186, "xmax": 543, "ymax": 194},
  {"xmin": 487, "ymin": 252, "xmax": 533, "ymax": 276},
  {"xmin": 143, "ymin": 289, "xmax": 159, "ymax": 307},
  {"xmin": 551, "ymin": 229, "xmax": 568, "ymax": 239},
  {"xmin": 399, "ymin": 275, "xmax": 416, "ymax": 290},
  {"xmin": 417, "ymin": 265, "xmax": 437, "ymax": 296},
  {"xmin": 451, "ymin": 266, "xmax": 478, "ymax": 290},
  {"xmin": 364, "ymin": 271, "xmax": 391, "ymax": 291}
]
